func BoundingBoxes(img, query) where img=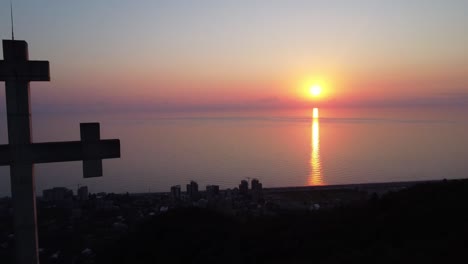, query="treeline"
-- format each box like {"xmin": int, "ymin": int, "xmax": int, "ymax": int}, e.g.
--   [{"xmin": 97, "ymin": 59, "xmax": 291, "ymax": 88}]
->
[{"xmin": 99, "ymin": 179, "xmax": 468, "ymax": 264}]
